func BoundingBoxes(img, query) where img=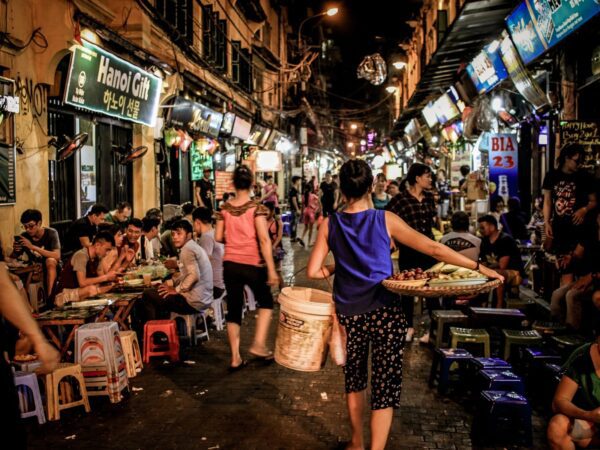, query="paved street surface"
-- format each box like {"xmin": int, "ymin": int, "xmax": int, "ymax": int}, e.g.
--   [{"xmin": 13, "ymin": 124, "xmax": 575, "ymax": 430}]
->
[{"xmin": 26, "ymin": 239, "xmax": 549, "ymax": 449}]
